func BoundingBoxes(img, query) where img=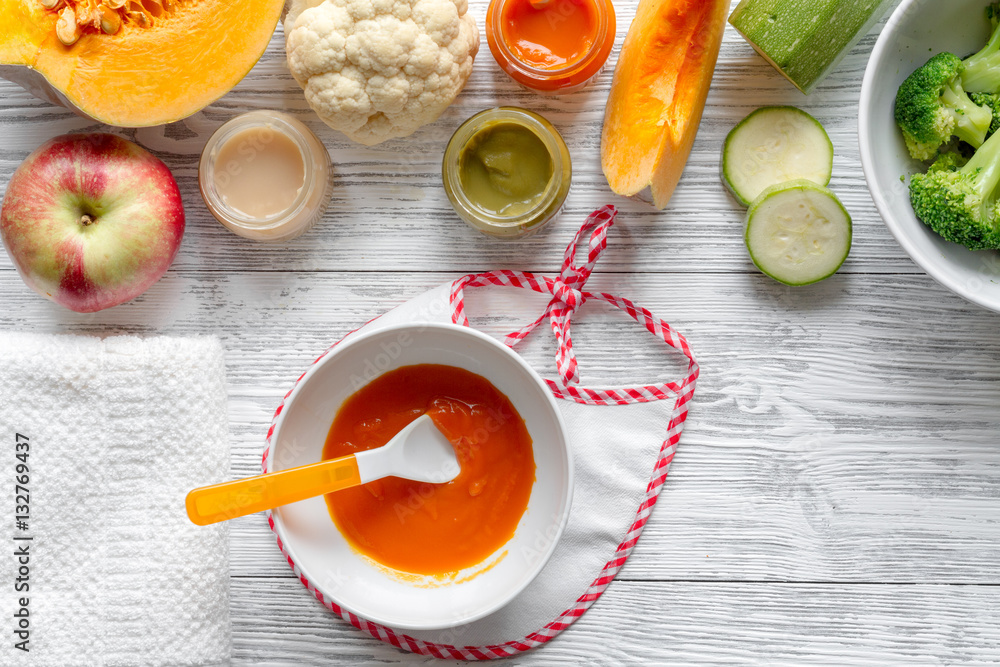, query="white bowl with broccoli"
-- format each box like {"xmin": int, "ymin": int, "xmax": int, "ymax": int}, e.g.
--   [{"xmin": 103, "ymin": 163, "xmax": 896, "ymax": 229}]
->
[{"xmin": 860, "ymin": 0, "xmax": 1000, "ymax": 313}]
